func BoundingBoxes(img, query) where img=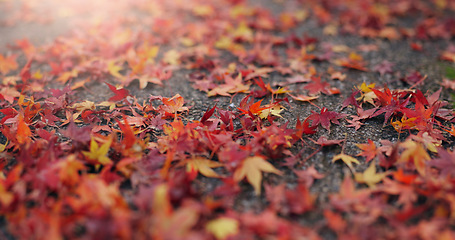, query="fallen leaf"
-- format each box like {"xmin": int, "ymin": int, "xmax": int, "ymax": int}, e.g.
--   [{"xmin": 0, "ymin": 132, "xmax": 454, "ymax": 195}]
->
[
  {"xmin": 0, "ymin": 140, "xmax": 7, "ymax": 152},
  {"xmin": 106, "ymin": 82, "xmax": 130, "ymax": 102},
  {"xmin": 324, "ymin": 210, "xmax": 347, "ymax": 232},
  {"xmin": 233, "ymin": 156, "xmax": 282, "ymax": 195},
  {"xmin": 289, "ymin": 94, "xmax": 319, "ymax": 102},
  {"xmin": 354, "ymin": 162, "xmax": 388, "ymax": 188},
  {"xmin": 307, "ymin": 107, "xmax": 345, "ymax": 133},
  {"xmin": 82, "ymin": 137, "xmax": 112, "ymax": 165},
  {"xmin": 399, "ymin": 139, "xmax": 431, "ymax": 176},
  {"xmin": 304, "ymin": 76, "xmax": 331, "ymax": 95},
  {"xmin": 0, "ymin": 54, "xmax": 18, "ymax": 75},
  {"xmin": 258, "ymin": 103, "xmax": 284, "ymax": 119},
  {"xmin": 356, "ymin": 139, "xmax": 378, "ymax": 162},
  {"xmin": 206, "ymin": 217, "xmax": 239, "ymax": 240},
  {"xmin": 207, "ymin": 73, "xmax": 250, "ymax": 97},
  {"xmin": 16, "ymin": 115, "xmax": 32, "ymax": 144},
  {"xmin": 332, "ymin": 153, "xmax": 359, "ymax": 172},
  {"xmin": 373, "ymin": 60, "xmax": 394, "ymax": 76},
  {"xmin": 186, "ymin": 157, "xmax": 223, "ymax": 179},
  {"xmin": 108, "ymin": 60, "xmax": 124, "ymax": 79}
]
